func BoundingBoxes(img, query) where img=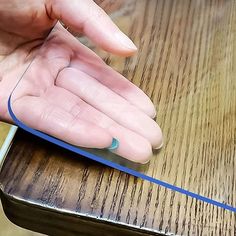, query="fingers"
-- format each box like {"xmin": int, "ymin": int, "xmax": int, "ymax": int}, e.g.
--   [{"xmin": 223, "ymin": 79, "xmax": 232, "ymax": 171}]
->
[
  {"xmin": 47, "ymin": 25, "xmax": 156, "ymax": 117},
  {"xmin": 46, "ymin": 0, "xmax": 137, "ymax": 56},
  {"xmin": 41, "ymin": 86, "xmax": 153, "ymax": 163},
  {"xmin": 56, "ymin": 67, "xmax": 163, "ymax": 148},
  {"xmin": 12, "ymin": 95, "xmax": 113, "ymax": 149},
  {"xmin": 71, "ymin": 56, "xmax": 156, "ymax": 118},
  {"xmin": 81, "ymin": 110, "xmax": 153, "ymax": 164}
]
